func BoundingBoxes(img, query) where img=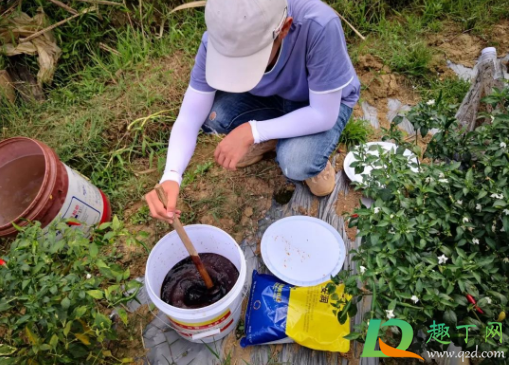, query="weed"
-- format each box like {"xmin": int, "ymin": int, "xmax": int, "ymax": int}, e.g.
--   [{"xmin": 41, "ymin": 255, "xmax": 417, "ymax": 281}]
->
[
  {"xmin": 390, "ymin": 41, "xmax": 433, "ymax": 77},
  {"xmin": 419, "ymin": 77, "xmax": 471, "ymax": 106},
  {"xmin": 130, "ymin": 205, "xmax": 151, "ymax": 225},
  {"xmin": 181, "ymin": 161, "xmax": 214, "ymax": 188},
  {"xmin": 340, "ymin": 118, "xmax": 372, "ymax": 150}
]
